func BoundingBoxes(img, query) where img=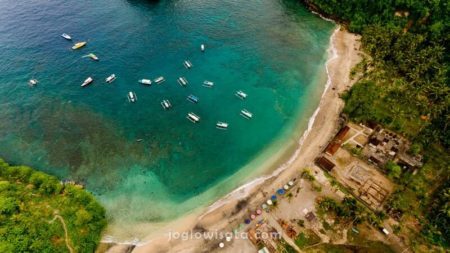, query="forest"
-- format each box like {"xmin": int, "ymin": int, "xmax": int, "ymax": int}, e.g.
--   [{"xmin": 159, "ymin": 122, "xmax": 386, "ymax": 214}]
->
[
  {"xmin": 0, "ymin": 159, "xmax": 106, "ymax": 253},
  {"xmin": 302, "ymin": 0, "xmax": 449, "ymax": 251}
]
